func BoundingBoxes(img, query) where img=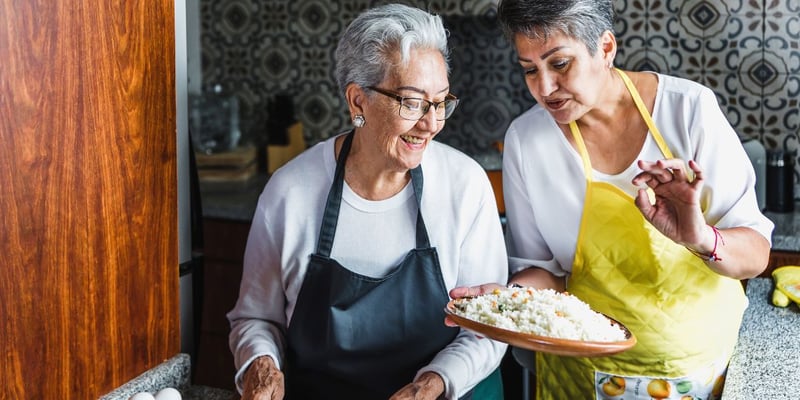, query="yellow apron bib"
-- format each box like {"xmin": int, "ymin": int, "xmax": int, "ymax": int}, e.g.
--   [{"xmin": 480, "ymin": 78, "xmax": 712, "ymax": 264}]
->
[{"xmin": 534, "ymin": 69, "xmax": 747, "ymax": 399}]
